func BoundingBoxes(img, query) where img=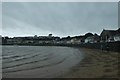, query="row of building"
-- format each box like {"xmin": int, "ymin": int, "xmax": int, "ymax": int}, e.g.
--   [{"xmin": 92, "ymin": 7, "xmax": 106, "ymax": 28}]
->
[{"xmin": 1, "ymin": 28, "xmax": 120, "ymax": 45}]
